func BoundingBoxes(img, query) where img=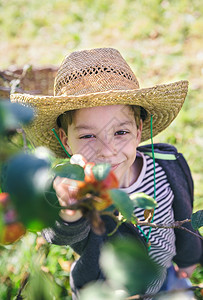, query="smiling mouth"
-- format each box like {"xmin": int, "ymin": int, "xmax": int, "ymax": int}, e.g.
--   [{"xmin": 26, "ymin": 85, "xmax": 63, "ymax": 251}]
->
[{"xmin": 111, "ymin": 164, "xmax": 121, "ymax": 171}]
